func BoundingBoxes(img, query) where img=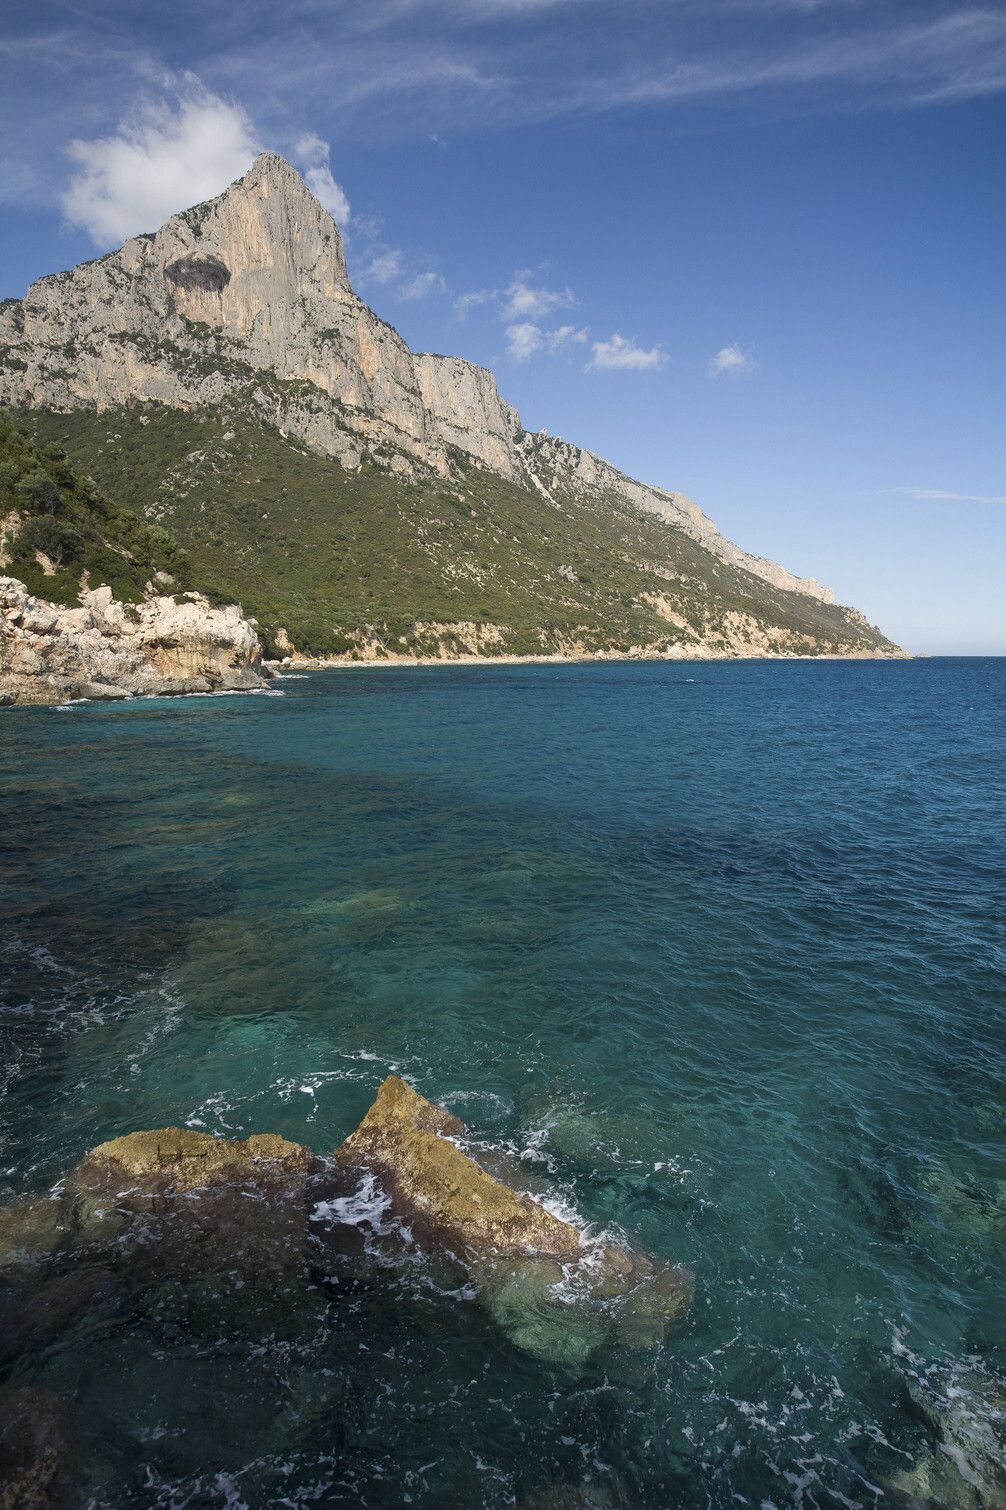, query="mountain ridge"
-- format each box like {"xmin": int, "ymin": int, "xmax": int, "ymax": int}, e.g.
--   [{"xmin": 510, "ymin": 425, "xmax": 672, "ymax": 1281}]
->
[{"xmin": 0, "ymin": 153, "xmax": 902, "ymax": 661}]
